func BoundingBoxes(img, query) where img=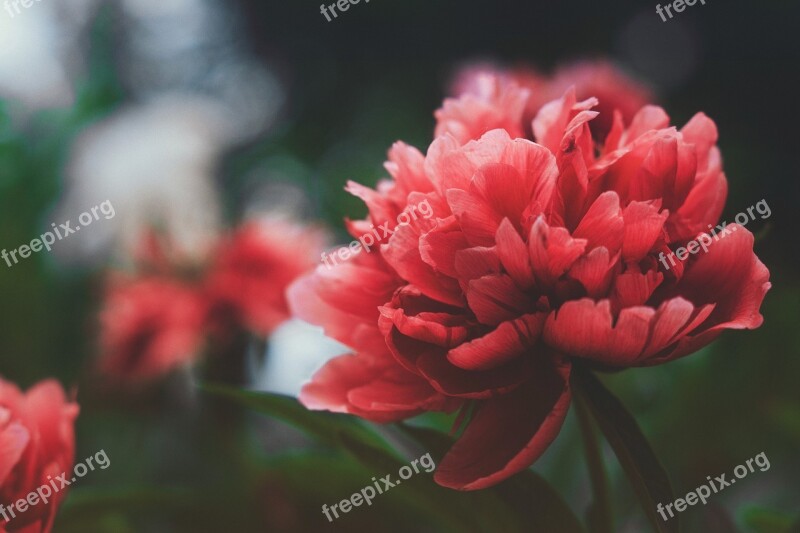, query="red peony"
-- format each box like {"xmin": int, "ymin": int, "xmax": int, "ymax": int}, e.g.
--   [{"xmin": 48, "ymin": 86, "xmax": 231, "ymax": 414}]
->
[
  {"xmin": 98, "ymin": 276, "xmax": 209, "ymax": 382},
  {"xmin": 290, "ymin": 84, "xmax": 770, "ymax": 490},
  {"xmin": 205, "ymin": 220, "xmax": 326, "ymax": 336},
  {"xmin": 547, "ymin": 60, "xmax": 653, "ymax": 141},
  {"xmin": 445, "ymin": 60, "xmax": 652, "ymax": 143},
  {"xmin": 0, "ymin": 378, "xmax": 78, "ymax": 532},
  {"xmin": 98, "ymin": 220, "xmax": 323, "ymax": 383}
]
